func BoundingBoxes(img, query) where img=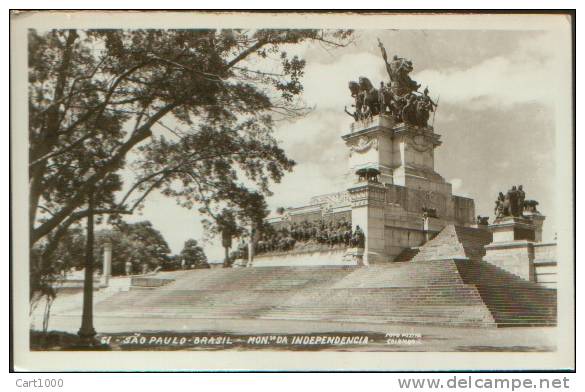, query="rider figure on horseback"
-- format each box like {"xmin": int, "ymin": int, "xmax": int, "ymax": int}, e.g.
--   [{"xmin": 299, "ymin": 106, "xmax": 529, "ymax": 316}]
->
[{"xmin": 378, "ymin": 38, "xmax": 421, "ymax": 96}]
